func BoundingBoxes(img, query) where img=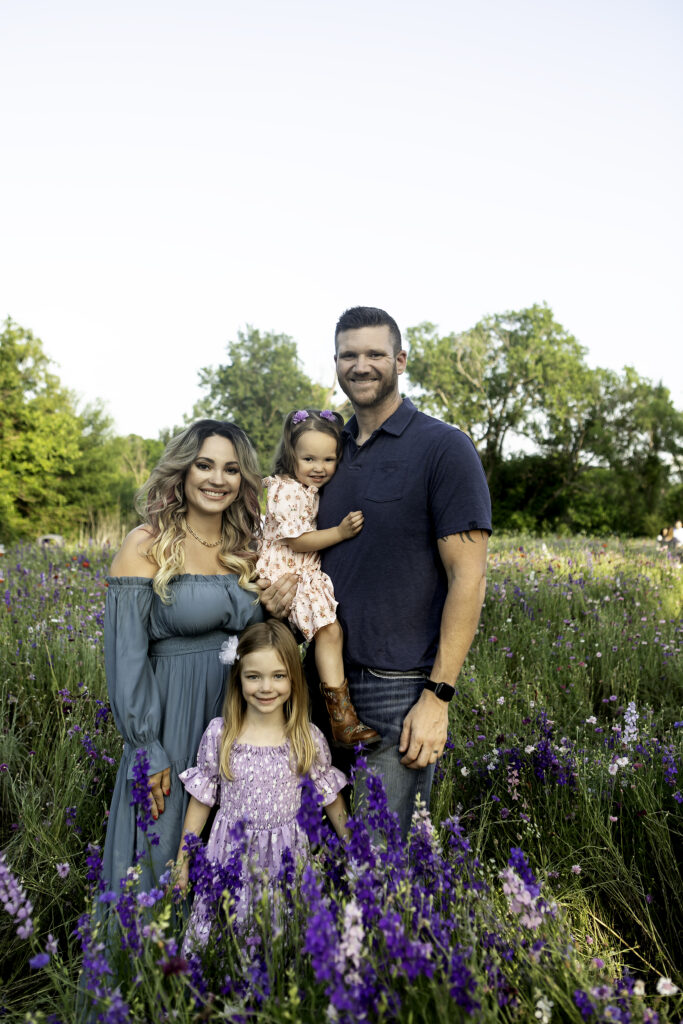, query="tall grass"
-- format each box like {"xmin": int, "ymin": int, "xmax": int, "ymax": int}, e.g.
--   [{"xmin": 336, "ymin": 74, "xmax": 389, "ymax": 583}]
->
[{"xmin": 0, "ymin": 536, "xmax": 681, "ymax": 1022}]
